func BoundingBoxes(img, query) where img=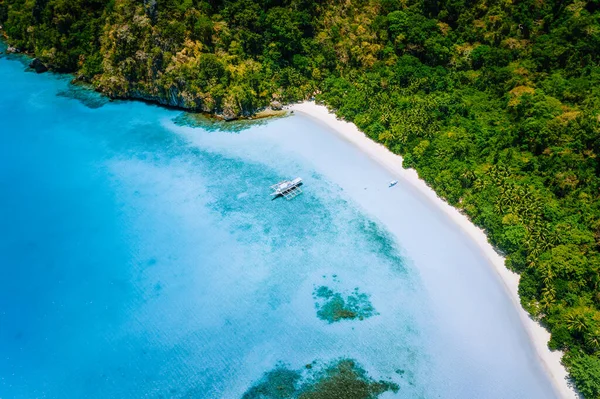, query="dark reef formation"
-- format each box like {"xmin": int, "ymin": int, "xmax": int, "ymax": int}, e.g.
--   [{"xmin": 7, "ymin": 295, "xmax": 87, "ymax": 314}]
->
[
  {"xmin": 242, "ymin": 359, "xmax": 399, "ymax": 399},
  {"xmin": 313, "ymin": 286, "xmax": 378, "ymax": 324}
]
